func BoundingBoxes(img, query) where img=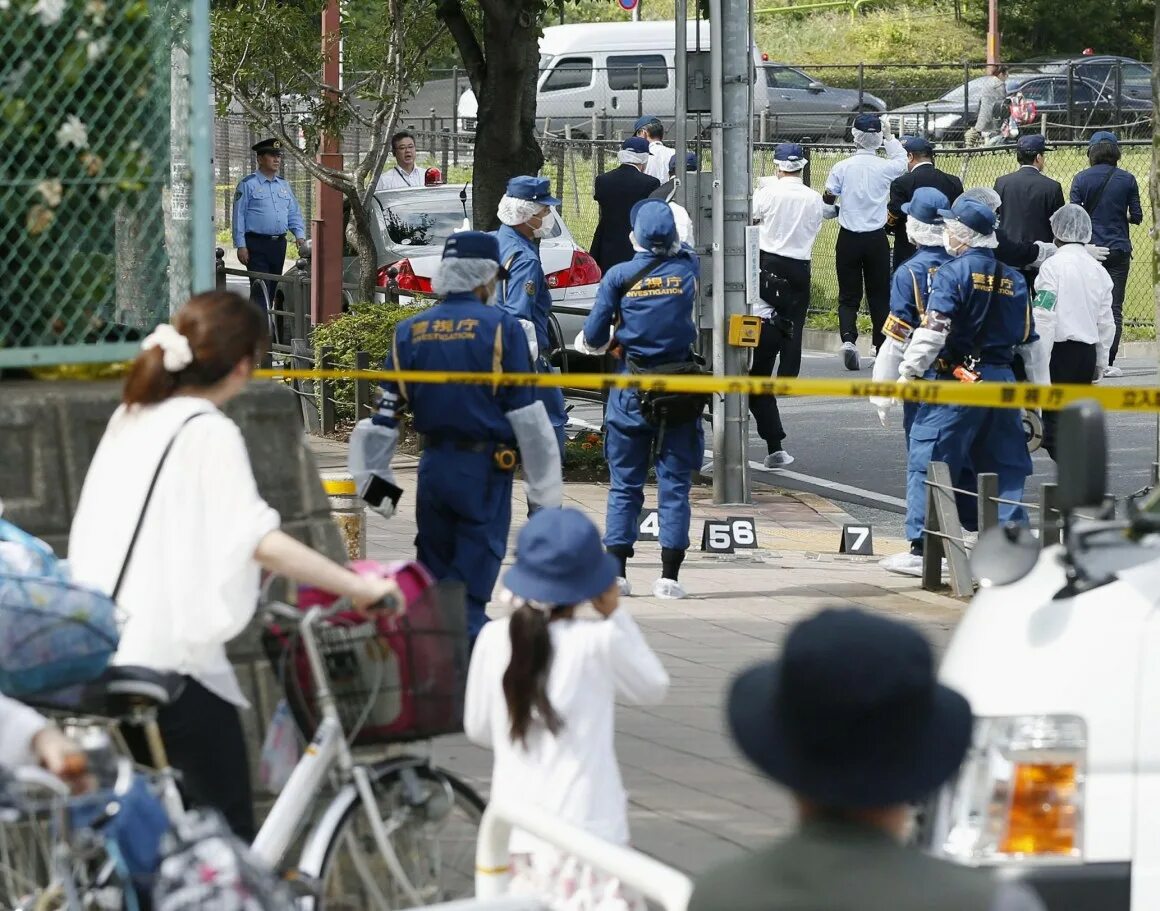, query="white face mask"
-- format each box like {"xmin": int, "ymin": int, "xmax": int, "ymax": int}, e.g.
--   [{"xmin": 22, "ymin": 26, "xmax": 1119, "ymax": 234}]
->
[
  {"xmin": 531, "ymin": 210, "xmax": 556, "ymax": 239},
  {"xmin": 942, "ymin": 228, "xmax": 963, "ymax": 257}
]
